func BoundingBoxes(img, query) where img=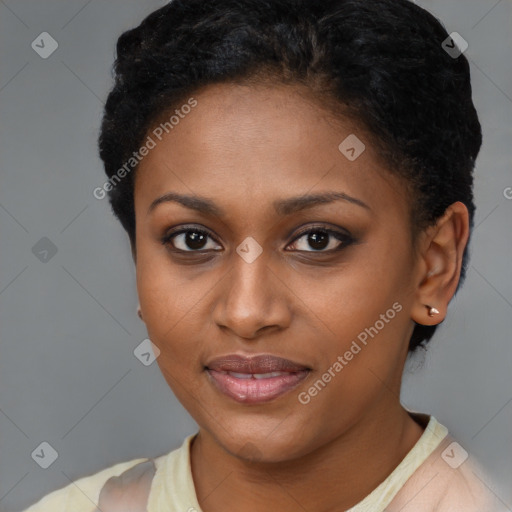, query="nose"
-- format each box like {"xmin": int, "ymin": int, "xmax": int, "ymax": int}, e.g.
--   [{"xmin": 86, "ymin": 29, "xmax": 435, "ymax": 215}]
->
[{"xmin": 212, "ymin": 252, "xmax": 292, "ymax": 340}]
